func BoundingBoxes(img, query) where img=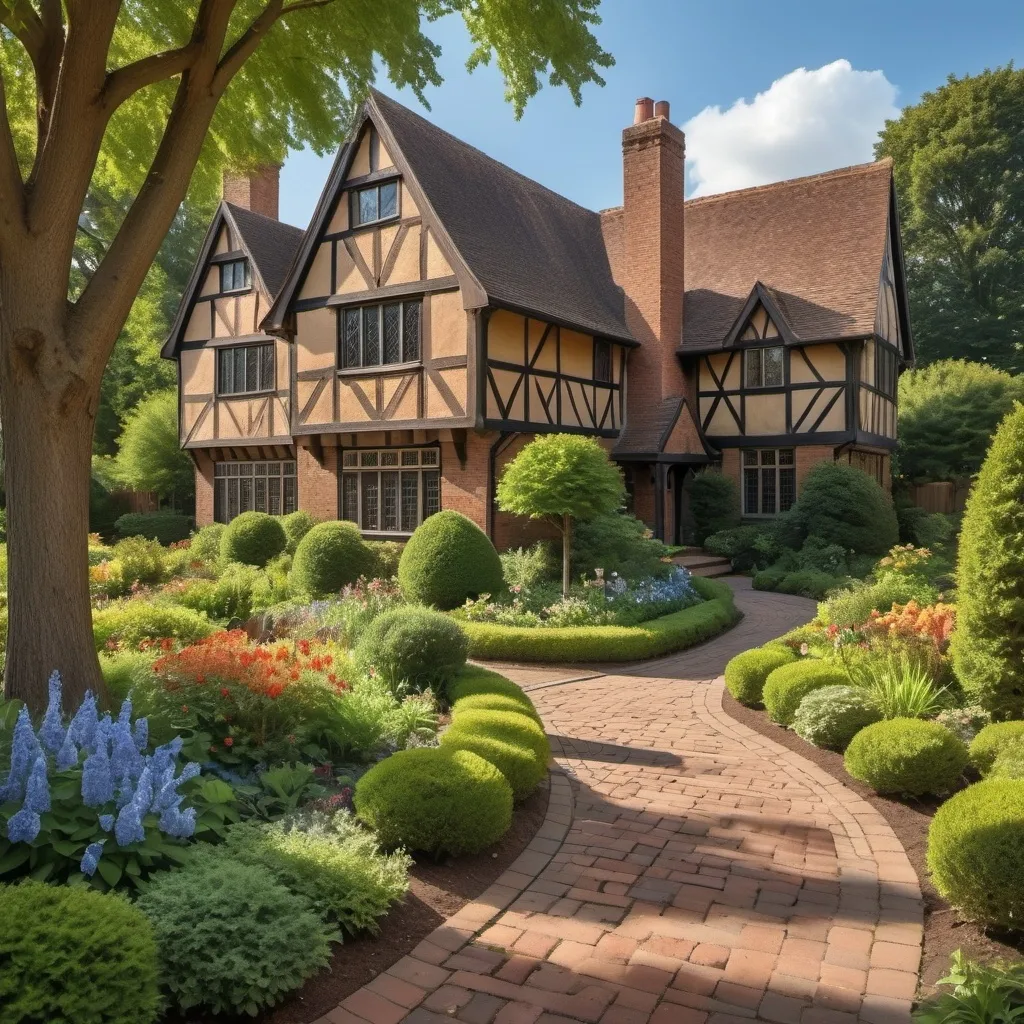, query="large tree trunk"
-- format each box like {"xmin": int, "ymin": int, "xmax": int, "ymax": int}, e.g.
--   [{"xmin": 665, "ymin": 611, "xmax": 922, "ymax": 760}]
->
[{"xmin": 1, "ymin": 324, "xmax": 105, "ymax": 714}]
